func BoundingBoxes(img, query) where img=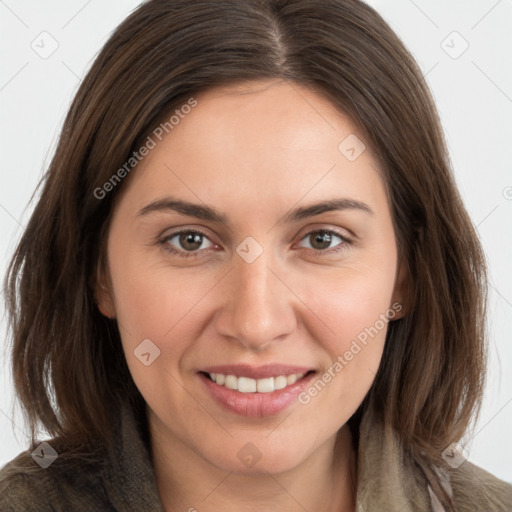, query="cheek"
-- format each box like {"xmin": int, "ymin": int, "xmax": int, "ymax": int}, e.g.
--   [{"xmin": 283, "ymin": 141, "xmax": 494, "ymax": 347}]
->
[
  {"xmin": 302, "ymin": 265, "xmax": 396, "ymax": 350},
  {"xmin": 109, "ymin": 242, "xmax": 205, "ymax": 337},
  {"xmin": 109, "ymin": 254, "xmax": 209, "ymax": 411},
  {"xmin": 108, "ymin": 246, "xmax": 223, "ymax": 390},
  {"xmin": 295, "ymin": 261, "xmax": 397, "ymax": 403}
]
